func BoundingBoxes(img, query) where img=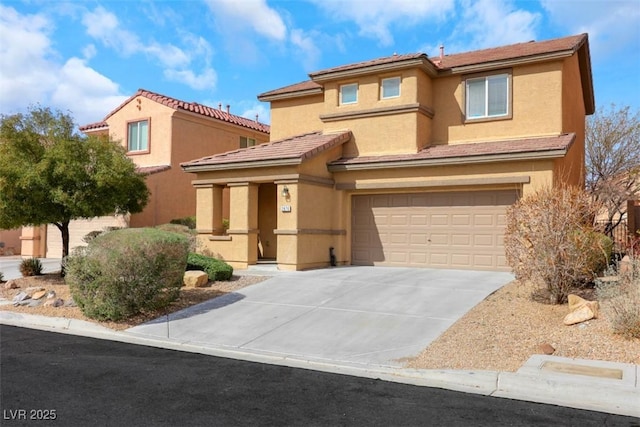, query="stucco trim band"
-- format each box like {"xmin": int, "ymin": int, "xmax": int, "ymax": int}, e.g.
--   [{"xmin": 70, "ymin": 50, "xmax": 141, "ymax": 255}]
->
[
  {"xmin": 335, "ymin": 176, "xmax": 530, "ymax": 191},
  {"xmin": 226, "ymin": 229, "xmax": 259, "ymax": 235},
  {"xmin": 275, "ymin": 175, "xmax": 335, "ymax": 188},
  {"xmin": 328, "ymin": 149, "xmax": 567, "ymax": 172},
  {"xmin": 208, "ymin": 235, "xmax": 232, "ymax": 241},
  {"xmin": 320, "ymin": 103, "xmax": 435, "ymax": 122},
  {"xmin": 274, "ymin": 229, "xmax": 347, "ymax": 236}
]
